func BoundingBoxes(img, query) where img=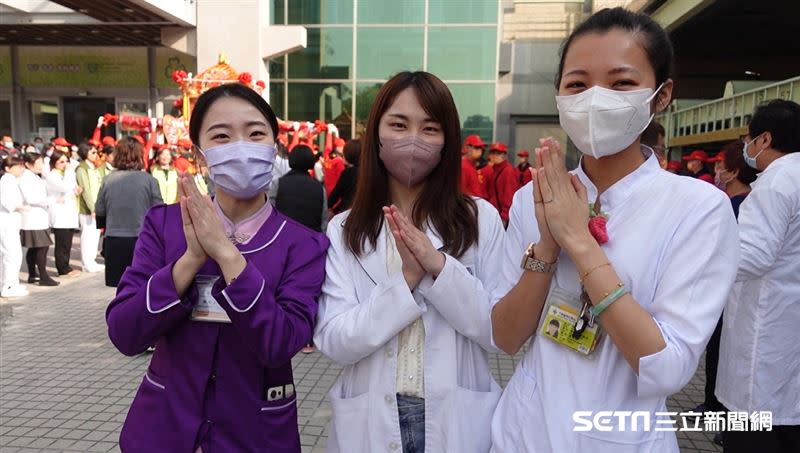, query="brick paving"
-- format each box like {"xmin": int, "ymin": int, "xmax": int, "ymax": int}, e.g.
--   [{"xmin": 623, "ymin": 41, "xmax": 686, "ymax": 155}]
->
[{"xmin": 1, "ymin": 236, "xmax": 723, "ymax": 452}]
